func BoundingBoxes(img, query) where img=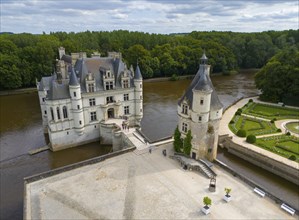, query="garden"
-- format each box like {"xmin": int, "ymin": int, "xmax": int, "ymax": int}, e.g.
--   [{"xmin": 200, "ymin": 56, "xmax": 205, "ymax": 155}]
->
[
  {"xmin": 228, "ymin": 100, "xmax": 299, "ymax": 163},
  {"xmin": 255, "ymin": 135, "xmax": 299, "ymax": 162}
]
